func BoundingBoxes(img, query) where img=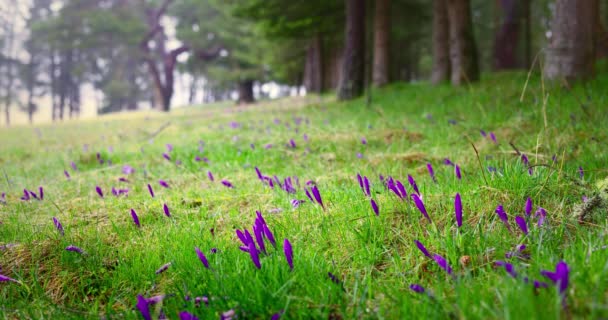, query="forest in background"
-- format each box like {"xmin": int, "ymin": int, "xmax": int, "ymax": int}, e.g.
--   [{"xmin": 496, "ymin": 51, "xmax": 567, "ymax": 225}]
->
[{"xmin": 0, "ymin": 0, "xmax": 606, "ymax": 125}]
